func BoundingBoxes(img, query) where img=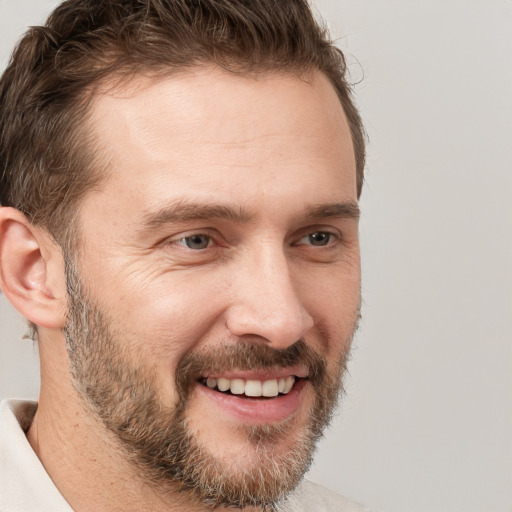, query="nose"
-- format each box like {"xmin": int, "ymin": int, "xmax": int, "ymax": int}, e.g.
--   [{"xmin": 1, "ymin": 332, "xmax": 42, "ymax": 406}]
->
[{"xmin": 225, "ymin": 246, "xmax": 314, "ymax": 349}]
